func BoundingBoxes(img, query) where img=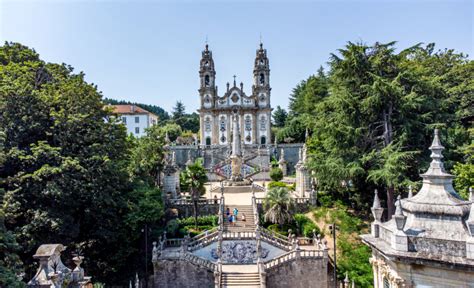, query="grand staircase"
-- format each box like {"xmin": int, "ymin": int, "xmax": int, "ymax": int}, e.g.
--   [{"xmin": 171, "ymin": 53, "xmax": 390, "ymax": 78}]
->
[
  {"xmin": 222, "ymin": 272, "xmax": 261, "ymax": 287},
  {"xmin": 223, "ymin": 205, "xmax": 256, "ymax": 233}
]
